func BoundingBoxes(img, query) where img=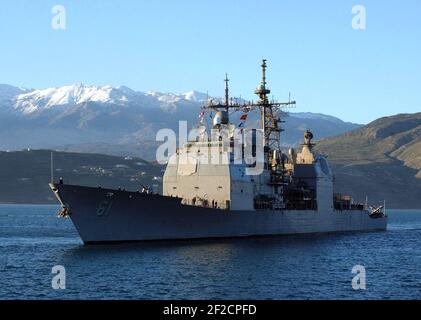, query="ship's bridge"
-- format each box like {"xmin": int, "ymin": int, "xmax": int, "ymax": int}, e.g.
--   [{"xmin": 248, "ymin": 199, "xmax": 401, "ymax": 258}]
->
[{"xmin": 163, "ymin": 141, "xmax": 254, "ymax": 211}]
